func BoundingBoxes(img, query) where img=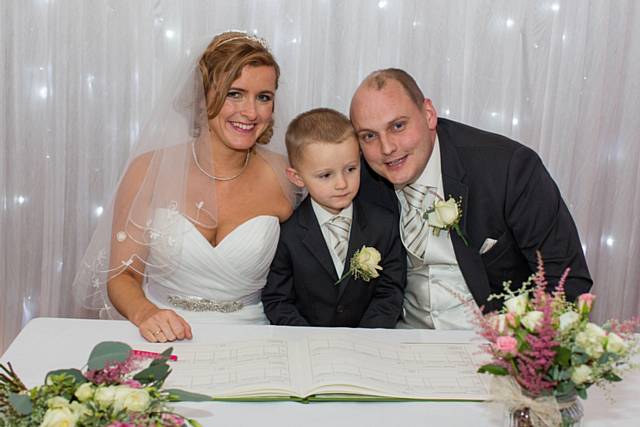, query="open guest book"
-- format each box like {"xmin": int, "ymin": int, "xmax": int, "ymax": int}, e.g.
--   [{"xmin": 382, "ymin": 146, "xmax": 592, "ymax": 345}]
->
[{"xmin": 153, "ymin": 335, "xmax": 490, "ymax": 402}]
